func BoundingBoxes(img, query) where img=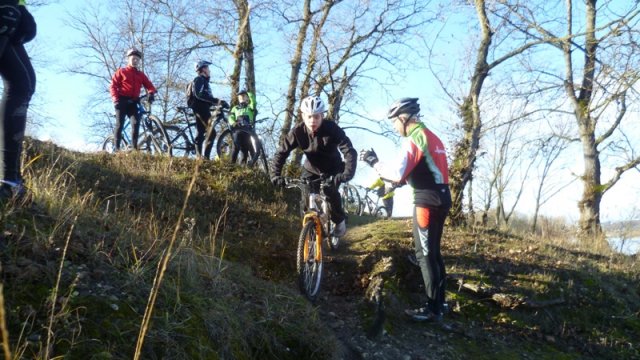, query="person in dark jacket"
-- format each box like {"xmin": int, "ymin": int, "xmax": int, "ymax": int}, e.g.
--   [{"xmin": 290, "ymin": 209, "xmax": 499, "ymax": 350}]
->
[
  {"xmin": 0, "ymin": 0, "xmax": 36, "ymax": 201},
  {"xmin": 109, "ymin": 48, "xmax": 157, "ymax": 151},
  {"xmin": 271, "ymin": 95, "xmax": 357, "ymax": 237},
  {"xmin": 361, "ymin": 97, "xmax": 451, "ymax": 322},
  {"xmin": 188, "ymin": 60, "xmax": 228, "ymax": 159}
]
